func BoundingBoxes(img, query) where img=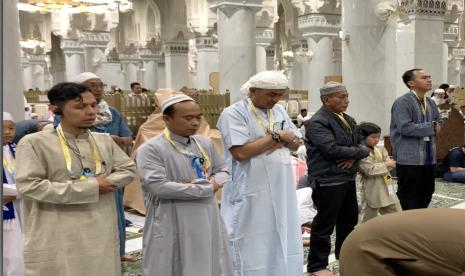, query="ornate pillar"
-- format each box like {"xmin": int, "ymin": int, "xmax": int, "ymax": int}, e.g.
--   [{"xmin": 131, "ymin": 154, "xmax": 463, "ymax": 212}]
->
[
  {"xmin": 22, "ymin": 54, "xmax": 33, "ymax": 90},
  {"xmin": 444, "ymin": 17, "xmax": 461, "ymax": 85},
  {"xmin": 195, "ymin": 35, "xmax": 218, "ymax": 90},
  {"xmin": 163, "ymin": 41, "xmax": 189, "ymax": 89},
  {"xmin": 3, "ymin": 0, "xmax": 25, "ymax": 119},
  {"xmin": 119, "ymin": 54, "xmax": 139, "ymax": 90},
  {"xmin": 395, "ymin": 1, "xmax": 447, "ymax": 95},
  {"xmin": 256, "ymin": 28, "xmax": 274, "ymax": 73},
  {"xmin": 29, "ymin": 54, "xmax": 49, "ymax": 90},
  {"xmin": 61, "ymin": 39, "xmax": 85, "ymax": 81},
  {"xmin": 298, "ymin": 13, "xmax": 341, "ymax": 111},
  {"xmin": 139, "ymin": 47, "xmax": 162, "ymax": 90},
  {"xmin": 209, "ymin": 0, "xmax": 263, "ymax": 101},
  {"xmin": 342, "ymin": 0, "xmax": 399, "ymax": 133},
  {"xmin": 266, "ymin": 47, "xmax": 275, "ymax": 70},
  {"xmin": 79, "ymin": 31, "xmax": 110, "ymax": 73},
  {"xmin": 449, "ymin": 47, "xmax": 465, "ymax": 86}
]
